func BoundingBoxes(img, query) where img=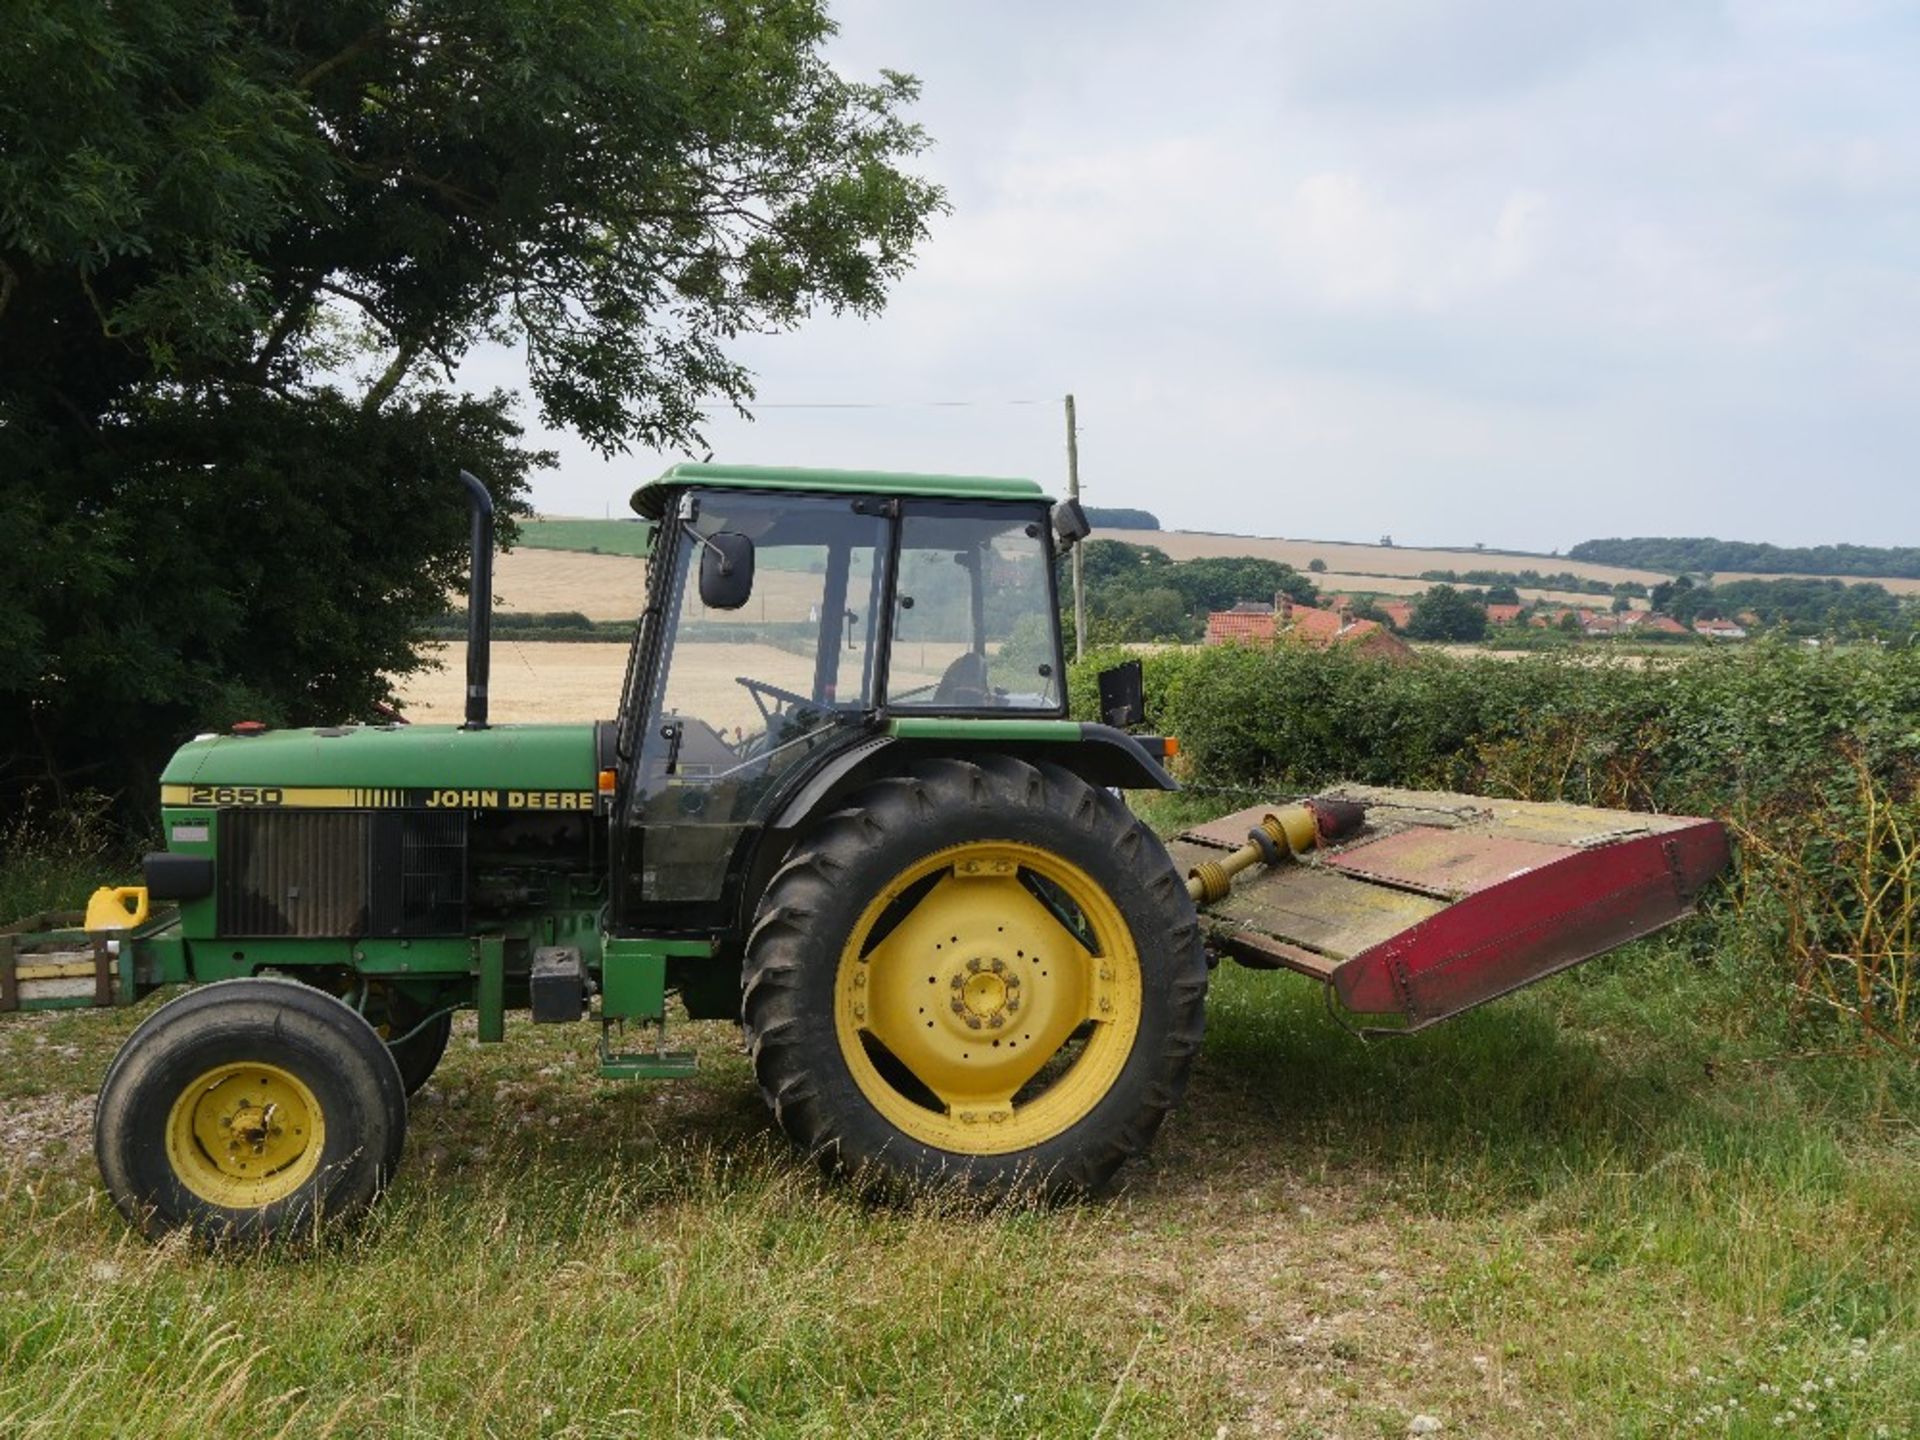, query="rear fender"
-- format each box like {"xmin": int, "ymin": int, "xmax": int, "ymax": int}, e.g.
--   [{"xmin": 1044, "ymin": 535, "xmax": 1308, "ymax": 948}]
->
[
  {"xmin": 766, "ymin": 723, "xmax": 1175, "ymax": 833},
  {"xmin": 735, "ymin": 723, "xmax": 1177, "ymax": 949}
]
